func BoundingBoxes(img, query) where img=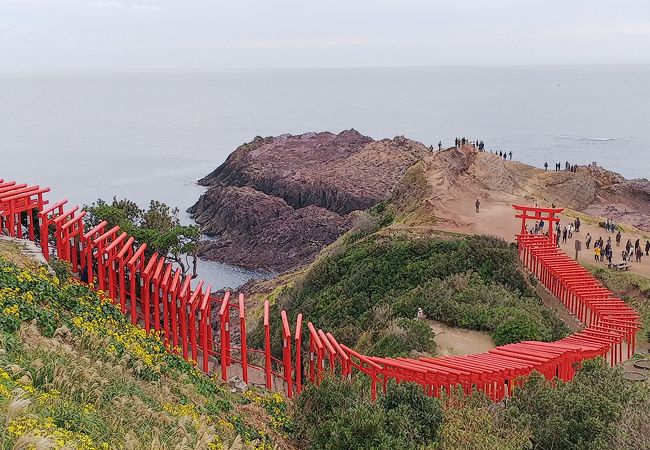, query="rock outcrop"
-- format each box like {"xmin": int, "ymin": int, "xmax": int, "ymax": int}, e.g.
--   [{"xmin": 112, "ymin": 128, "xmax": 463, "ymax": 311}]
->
[{"xmin": 189, "ymin": 130, "xmax": 428, "ymax": 272}]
